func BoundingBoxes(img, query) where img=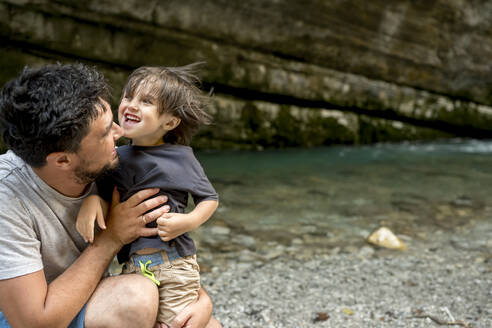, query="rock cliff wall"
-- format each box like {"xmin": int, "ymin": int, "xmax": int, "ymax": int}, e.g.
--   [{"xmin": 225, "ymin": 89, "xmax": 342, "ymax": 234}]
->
[{"xmin": 1, "ymin": 0, "xmax": 491, "ymax": 149}]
